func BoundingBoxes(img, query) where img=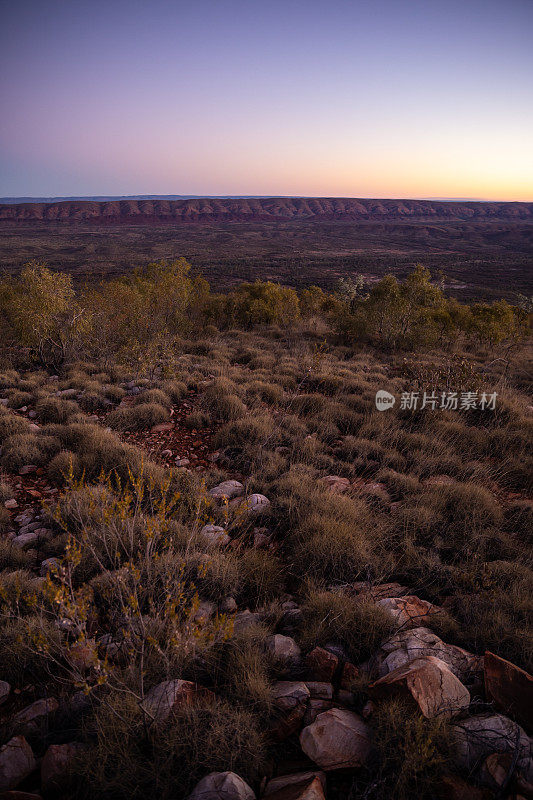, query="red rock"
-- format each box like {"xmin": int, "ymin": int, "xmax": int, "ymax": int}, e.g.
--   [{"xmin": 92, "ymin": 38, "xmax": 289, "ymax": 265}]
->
[
  {"xmin": 266, "ymin": 777, "xmax": 325, "ymax": 800},
  {"xmin": 305, "ymin": 648, "xmax": 338, "ymax": 682},
  {"xmin": 376, "ymin": 595, "xmax": 439, "ymax": 628},
  {"xmin": 0, "ymin": 737, "xmax": 36, "ymax": 792},
  {"xmin": 484, "ymin": 651, "xmax": 533, "ymax": 730},
  {"xmin": 264, "ymin": 771, "xmax": 325, "ymax": 797},
  {"xmin": 340, "ymin": 662, "xmax": 360, "ymax": 690},
  {"xmin": 41, "ymin": 742, "xmax": 83, "ymax": 792},
  {"xmin": 369, "ymin": 656, "xmax": 470, "ymax": 719},
  {"xmin": 140, "ymin": 680, "xmax": 214, "ymax": 725},
  {"xmin": 320, "ymin": 476, "xmax": 350, "ymax": 494},
  {"xmin": 300, "ymin": 708, "xmax": 371, "ymax": 771}
]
